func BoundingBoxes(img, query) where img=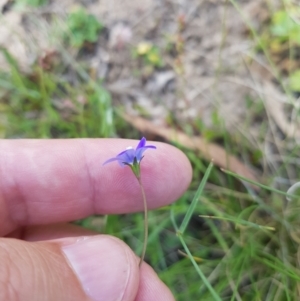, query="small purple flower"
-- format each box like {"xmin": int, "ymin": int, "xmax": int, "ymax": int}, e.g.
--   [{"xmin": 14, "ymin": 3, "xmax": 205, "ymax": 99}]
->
[{"xmin": 103, "ymin": 137, "xmax": 156, "ymax": 177}]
